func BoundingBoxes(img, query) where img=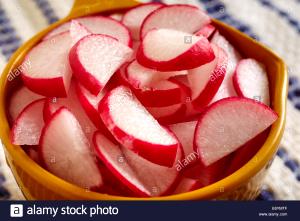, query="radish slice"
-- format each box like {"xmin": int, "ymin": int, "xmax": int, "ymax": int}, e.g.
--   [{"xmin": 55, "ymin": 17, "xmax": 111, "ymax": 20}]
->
[
  {"xmin": 93, "ymin": 132, "xmax": 179, "ymax": 196},
  {"xmin": 194, "ymin": 97, "xmax": 278, "ymax": 166},
  {"xmin": 189, "ymin": 45, "xmax": 228, "ymax": 110},
  {"xmin": 109, "ymin": 13, "xmax": 123, "ymax": 21},
  {"xmin": 39, "ymin": 107, "xmax": 102, "ymax": 189},
  {"xmin": 169, "ymin": 121, "xmax": 197, "ymax": 164},
  {"xmin": 21, "ymin": 32, "xmax": 72, "ymax": 97},
  {"xmin": 122, "ymin": 3, "xmax": 164, "ymax": 40},
  {"xmin": 140, "ymin": 4, "xmax": 210, "ymax": 38},
  {"xmin": 195, "ymin": 23, "xmax": 216, "ymax": 39},
  {"xmin": 27, "ymin": 147, "xmax": 41, "ymax": 164},
  {"xmin": 182, "ymin": 156, "xmax": 230, "ymax": 187},
  {"xmin": 44, "ymin": 81, "xmax": 97, "ymax": 141},
  {"xmin": 126, "ymin": 60, "xmax": 187, "ymax": 88},
  {"xmin": 44, "ymin": 16, "xmax": 132, "ymax": 46},
  {"xmin": 137, "ymin": 29, "xmax": 215, "ymax": 71},
  {"xmin": 226, "ymin": 130, "xmax": 268, "ymax": 176},
  {"xmin": 210, "ymin": 33, "xmax": 242, "ymax": 102},
  {"xmin": 8, "ymin": 86, "xmax": 43, "ymax": 121},
  {"xmin": 233, "ymin": 58, "xmax": 270, "ymax": 105},
  {"xmin": 11, "ymin": 99, "xmax": 45, "ymax": 145},
  {"xmin": 173, "ymin": 178, "xmax": 199, "ymax": 194},
  {"xmin": 127, "ymin": 78, "xmax": 189, "ymax": 107},
  {"xmin": 147, "ymin": 104, "xmax": 186, "ymax": 125},
  {"xmin": 69, "ymin": 34, "xmax": 133, "ymax": 95},
  {"xmin": 70, "ymin": 20, "xmax": 91, "ymax": 46},
  {"xmin": 75, "ymin": 82, "xmax": 106, "ymax": 129},
  {"xmin": 98, "ymin": 86, "xmax": 179, "ymax": 167}
]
